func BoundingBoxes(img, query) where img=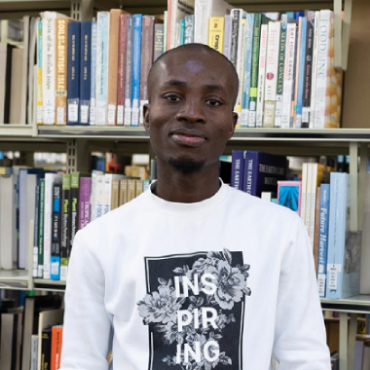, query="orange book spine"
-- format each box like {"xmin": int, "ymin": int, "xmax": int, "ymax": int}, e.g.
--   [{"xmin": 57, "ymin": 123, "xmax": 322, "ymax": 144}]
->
[{"xmin": 51, "ymin": 326, "xmax": 63, "ymax": 370}]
